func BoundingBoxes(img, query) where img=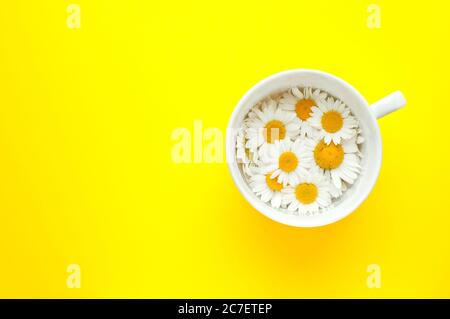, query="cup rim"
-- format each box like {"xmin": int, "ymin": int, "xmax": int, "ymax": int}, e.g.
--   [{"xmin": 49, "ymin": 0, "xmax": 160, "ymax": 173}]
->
[{"xmin": 226, "ymin": 69, "xmax": 382, "ymax": 227}]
